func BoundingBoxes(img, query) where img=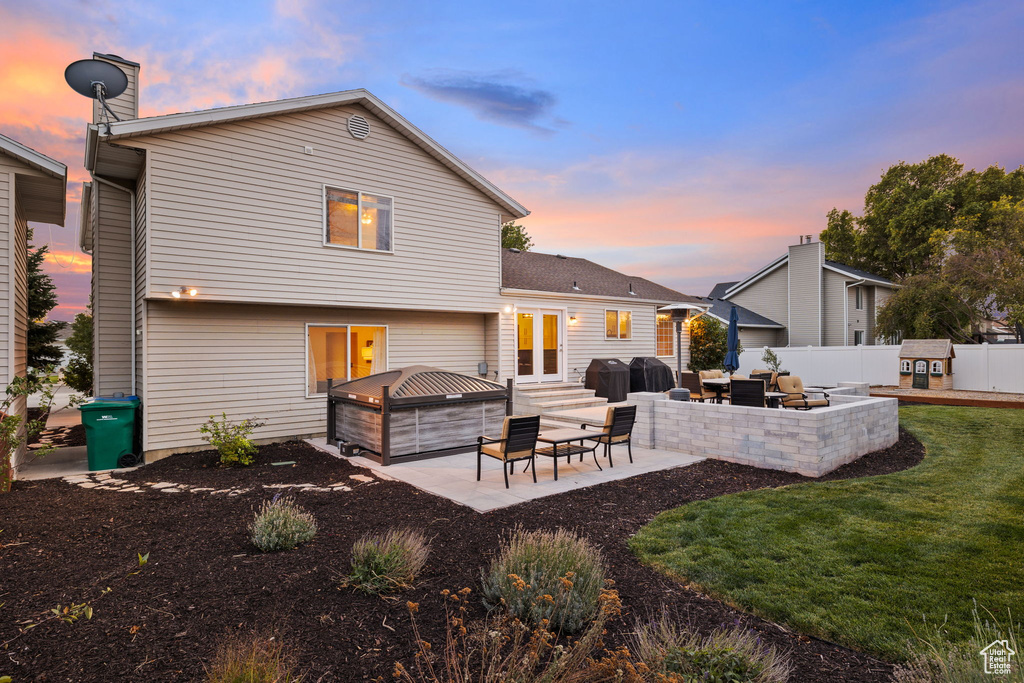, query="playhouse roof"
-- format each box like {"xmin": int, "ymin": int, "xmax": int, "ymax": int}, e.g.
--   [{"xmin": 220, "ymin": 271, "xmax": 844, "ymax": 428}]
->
[{"xmin": 899, "ymin": 339, "xmax": 955, "ymax": 359}]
